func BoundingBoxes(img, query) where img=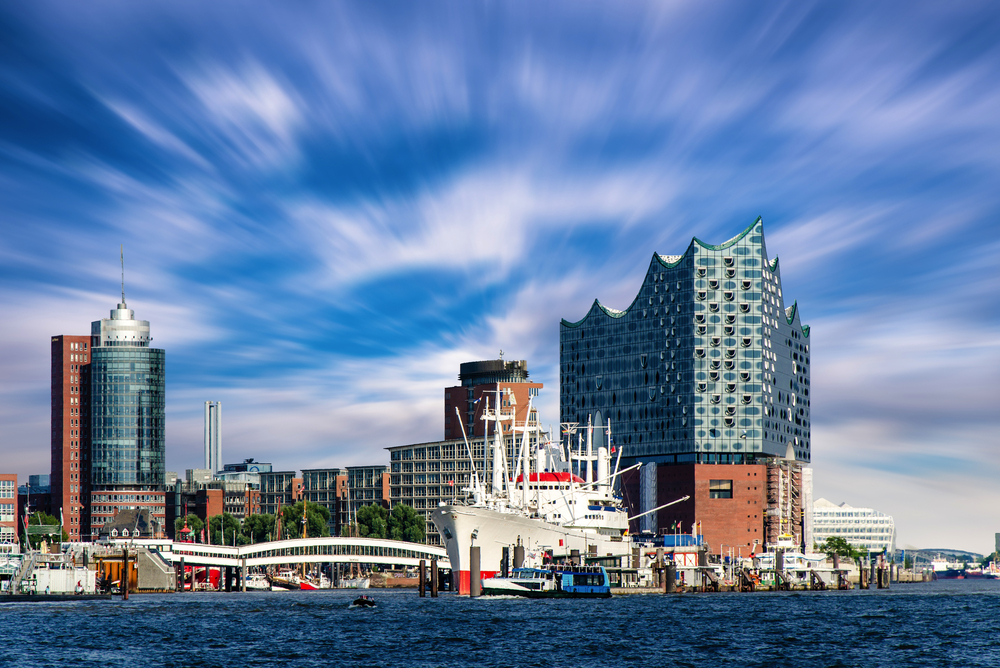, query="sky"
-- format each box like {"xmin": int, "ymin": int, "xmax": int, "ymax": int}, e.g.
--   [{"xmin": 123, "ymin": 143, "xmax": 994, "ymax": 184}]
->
[{"xmin": 0, "ymin": 1, "xmax": 997, "ymax": 553}]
